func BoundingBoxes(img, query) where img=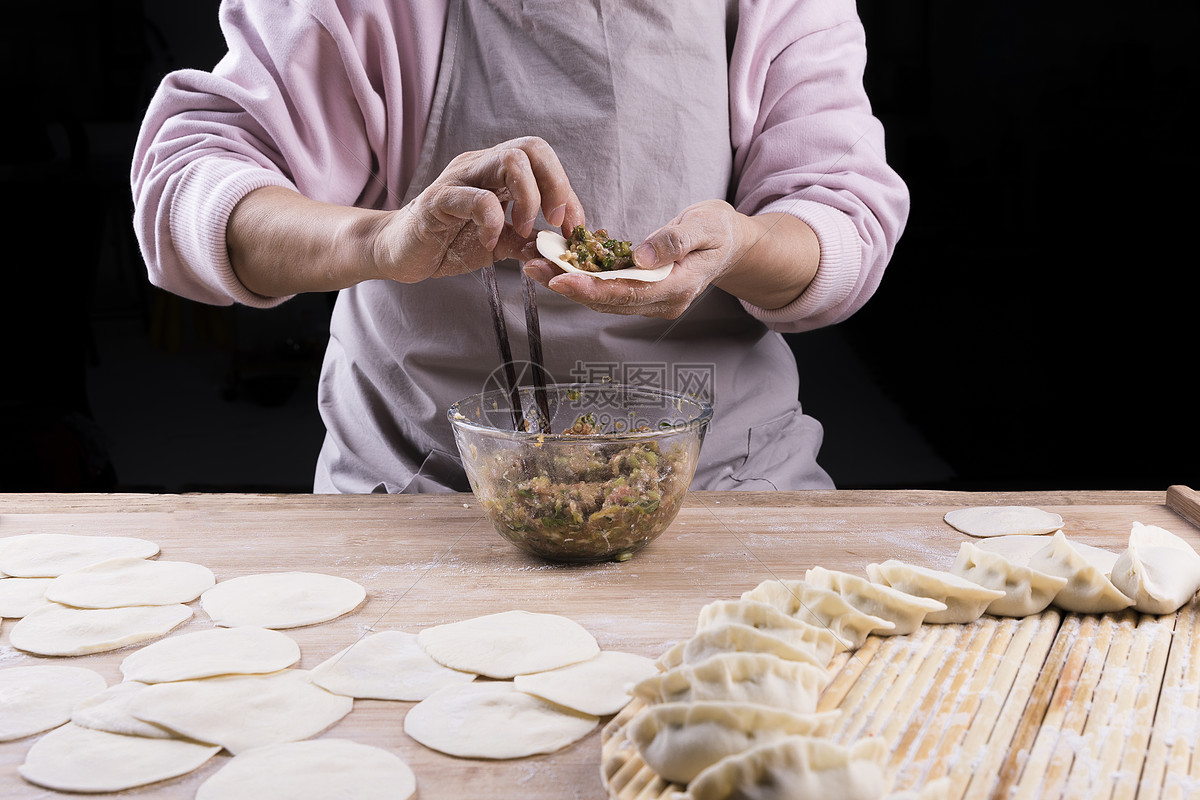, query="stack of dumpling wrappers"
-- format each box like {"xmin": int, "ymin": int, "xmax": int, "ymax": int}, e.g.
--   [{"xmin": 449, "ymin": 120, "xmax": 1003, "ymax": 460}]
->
[{"xmin": 617, "ymin": 520, "xmax": 1200, "ymax": 800}]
